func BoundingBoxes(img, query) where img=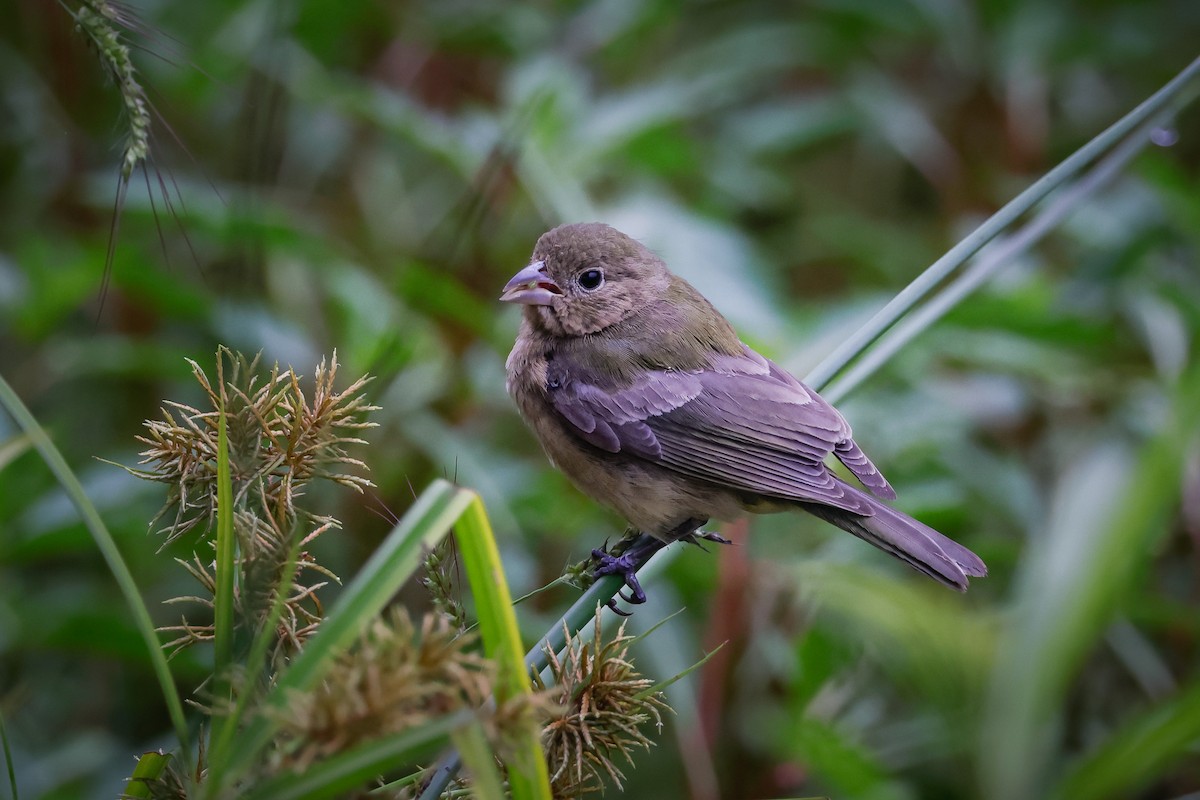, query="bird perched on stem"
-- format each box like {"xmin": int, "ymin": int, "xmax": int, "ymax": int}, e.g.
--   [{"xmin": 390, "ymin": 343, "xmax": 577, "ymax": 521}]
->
[{"xmin": 502, "ymin": 222, "xmax": 986, "ymax": 610}]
